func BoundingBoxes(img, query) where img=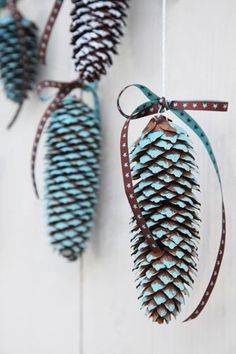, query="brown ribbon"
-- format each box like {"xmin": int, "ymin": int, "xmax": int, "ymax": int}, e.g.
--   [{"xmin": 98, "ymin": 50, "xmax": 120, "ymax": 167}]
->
[{"xmin": 39, "ymin": 0, "xmax": 64, "ymax": 65}]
